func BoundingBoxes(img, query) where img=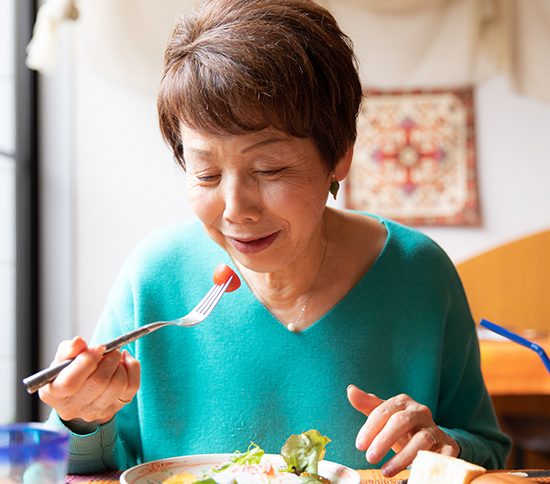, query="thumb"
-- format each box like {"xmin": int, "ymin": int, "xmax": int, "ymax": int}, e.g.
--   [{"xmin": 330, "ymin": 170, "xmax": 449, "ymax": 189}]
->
[{"xmin": 347, "ymin": 384, "xmax": 385, "ymax": 416}]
